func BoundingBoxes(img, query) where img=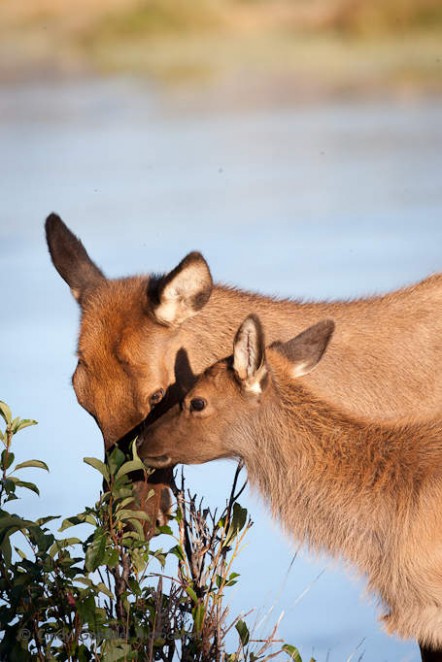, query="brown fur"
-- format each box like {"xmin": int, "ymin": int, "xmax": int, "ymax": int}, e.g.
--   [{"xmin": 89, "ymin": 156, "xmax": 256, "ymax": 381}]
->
[
  {"xmin": 137, "ymin": 317, "xmax": 442, "ymax": 650},
  {"xmin": 45, "ymin": 214, "xmax": 442, "ymax": 535}
]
